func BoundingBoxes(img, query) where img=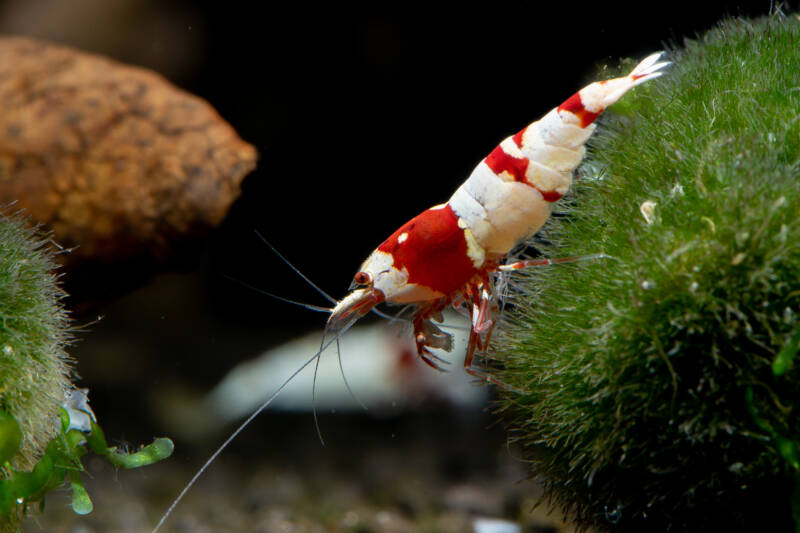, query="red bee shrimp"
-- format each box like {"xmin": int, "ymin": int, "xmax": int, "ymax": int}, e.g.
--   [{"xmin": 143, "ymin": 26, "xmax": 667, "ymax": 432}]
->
[
  {"xmin": 151, "ymin": 52, "xmax": 669, "ymax": 532},
  {"xmin": 326, "ymin": 52, "xmax": 669, "ymax": 381}
]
